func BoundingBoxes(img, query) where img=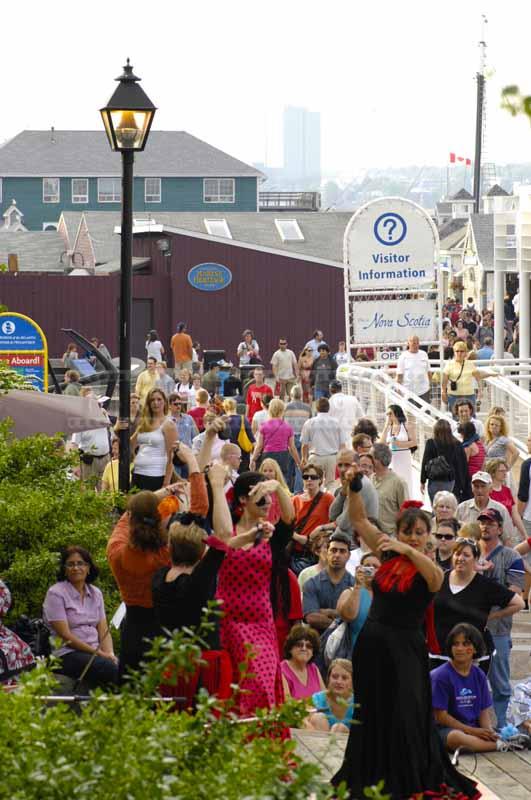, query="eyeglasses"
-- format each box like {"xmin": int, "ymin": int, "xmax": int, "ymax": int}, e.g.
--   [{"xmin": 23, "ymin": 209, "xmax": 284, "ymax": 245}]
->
[
  {"xmin": 293, "ymin": 641, "xmax": 313, "ymax": 650},
  {"xmin": 302, "ymin": 474, "xmax": 319, "ymax": 480},
  {"xmin": 170, "ymin": 401, "xmax": 182, "ymax": 406},
  {"xmin": 435, "ymin": 533, "xmax": 456, "ymax": 541},
  {"xmin": 65, "ymin": 561, "xmax": 87, "ymax": 569}
]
